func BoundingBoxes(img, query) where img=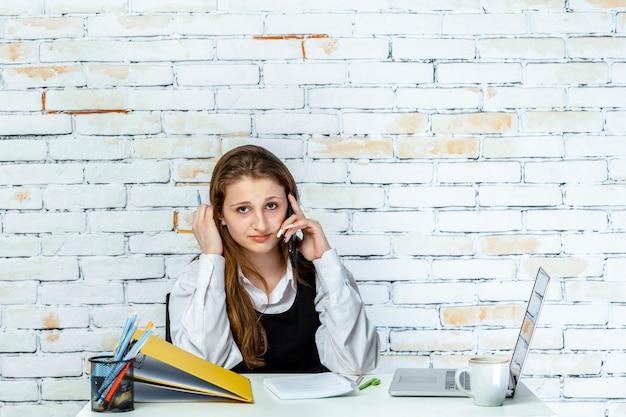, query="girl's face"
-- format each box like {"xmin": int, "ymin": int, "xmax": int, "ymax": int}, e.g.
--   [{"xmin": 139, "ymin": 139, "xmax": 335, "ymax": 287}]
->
[{"xmin": 220, "ymin": 176, "xmax": 288, "ymax": 260}]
